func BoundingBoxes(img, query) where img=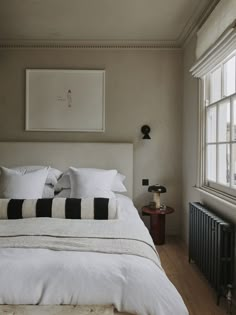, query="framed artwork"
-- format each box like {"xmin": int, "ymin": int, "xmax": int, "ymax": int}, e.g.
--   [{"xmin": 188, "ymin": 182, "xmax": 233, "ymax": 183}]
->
[{"xmin": 25, "ymin": 69, "xmax": 105, "ymax": 132}]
